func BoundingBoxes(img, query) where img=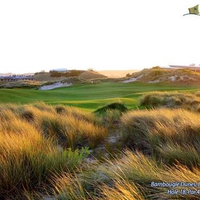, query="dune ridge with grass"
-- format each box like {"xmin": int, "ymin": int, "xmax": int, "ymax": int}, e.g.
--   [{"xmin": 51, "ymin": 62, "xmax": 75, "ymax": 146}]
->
[{"xmin": 125, "ymin": 66, "xmax": 200, "ymax": 84}]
